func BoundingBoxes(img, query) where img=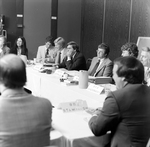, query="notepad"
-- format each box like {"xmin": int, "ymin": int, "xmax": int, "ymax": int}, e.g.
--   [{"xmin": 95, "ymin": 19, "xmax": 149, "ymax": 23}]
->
[{"xmin": 88, "ymin": 76, "xmax": 112, "ymax": 84}]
